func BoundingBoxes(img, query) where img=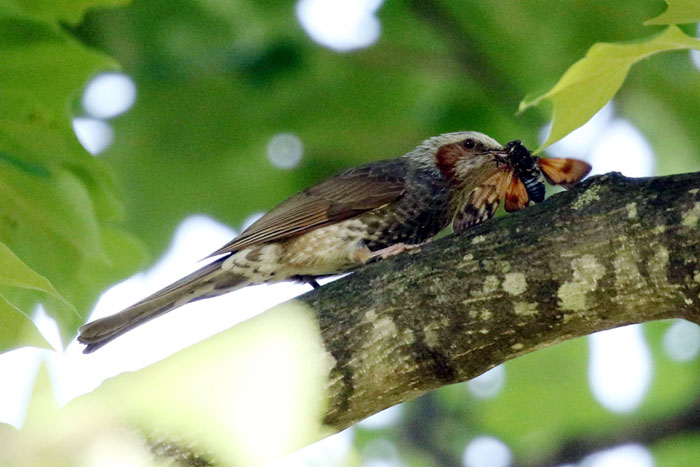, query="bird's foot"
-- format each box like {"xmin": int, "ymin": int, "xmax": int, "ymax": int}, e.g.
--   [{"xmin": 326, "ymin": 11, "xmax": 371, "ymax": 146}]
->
[{"xmin": 368, "ymin": 242, "xmax": 425, "ymax": 260}]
